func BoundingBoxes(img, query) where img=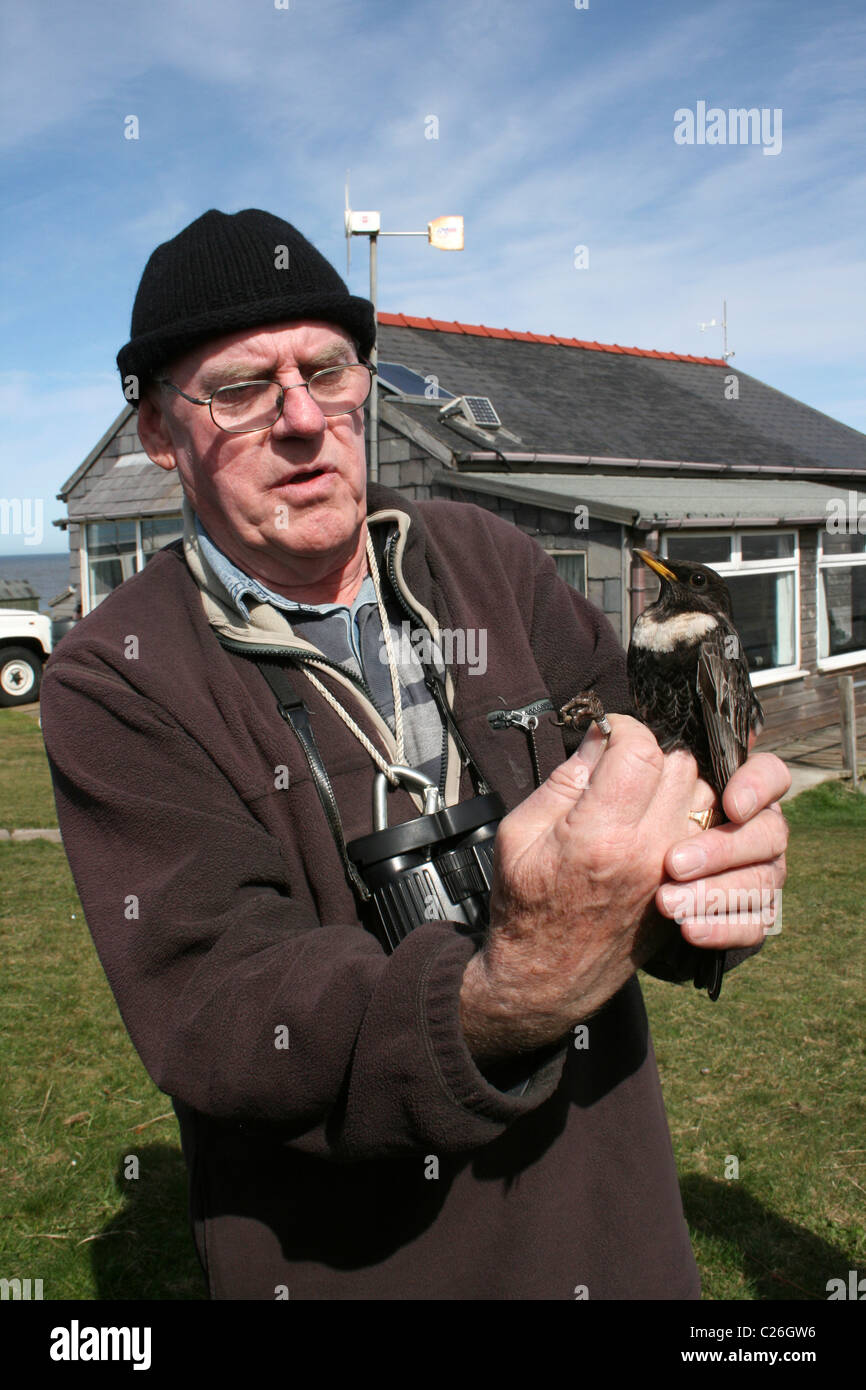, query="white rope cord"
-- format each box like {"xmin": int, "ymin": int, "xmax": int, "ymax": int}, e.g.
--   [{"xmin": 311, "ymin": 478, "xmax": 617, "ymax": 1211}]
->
[
  {"xmin": 291, "ymin": 532, "xmax": 406, "ymax": 784},
  {"xmin": 297, "ymin": 662, "xmax": 396, "ymax": 779},
  {"xmin": 365, "ymin": 532, "xmax": 405, "ymax": 764}
]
